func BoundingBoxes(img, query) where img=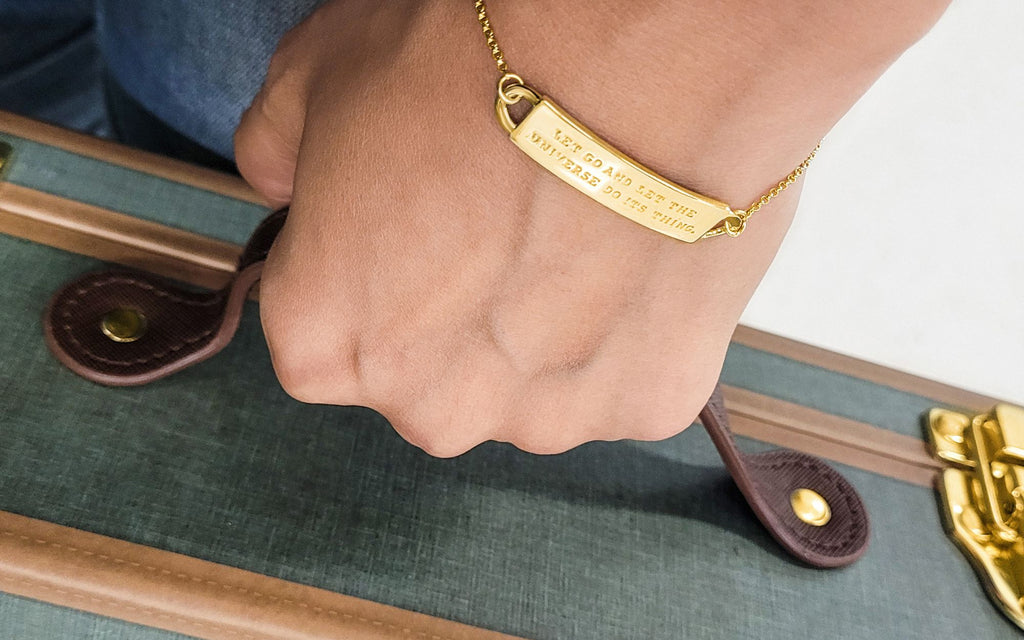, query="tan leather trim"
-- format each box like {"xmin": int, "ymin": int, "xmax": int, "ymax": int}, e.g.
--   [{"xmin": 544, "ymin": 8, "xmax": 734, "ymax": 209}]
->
[
  {"xmin": 722, "ymin": 384, "xmax": 941, "ymax": 487},
  {"xmin": 0, "ymin": 110, "xmax": 265, "ymax": 205},
  {"xmin": 0, "ymin": 511, "xmax": 523, "ymax": 640},
  {"xmin": 0, "ymin": 182, "xmax": 242, "ymax": 290},
  {"xmin": 731, "ymin": 325, "xmax": 996, "ymax": 411}
]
